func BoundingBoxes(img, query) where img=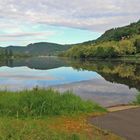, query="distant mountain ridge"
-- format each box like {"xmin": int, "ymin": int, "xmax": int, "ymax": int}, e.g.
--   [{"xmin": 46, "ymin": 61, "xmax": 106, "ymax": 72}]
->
[
  {"xmin": 1, "ymin": 20, "xmax": 140, "ymax": 58},
  {"xmin": 0, "ymin": 42, "xmax": 72, "ymax": 56}
]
